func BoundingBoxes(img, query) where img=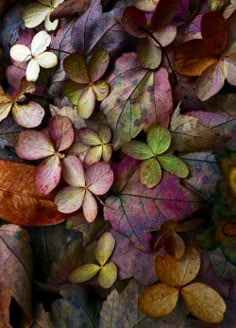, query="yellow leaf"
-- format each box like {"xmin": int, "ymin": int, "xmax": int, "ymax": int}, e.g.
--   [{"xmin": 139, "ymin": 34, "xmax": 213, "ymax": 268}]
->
[
  {"xmin": 139, "ymin": 283, "xmax": 179, "ymax": 318},
  {"xmin": 155, "ymin": 248, "xmax": 200, "ymax": 287},
  {"xmin": 181, "ymin": 282, "xmax": 226, "ymax": 323},
  {"xmin": 95, "ymin": 232, "xmax": 115, "ymax": 266}
]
